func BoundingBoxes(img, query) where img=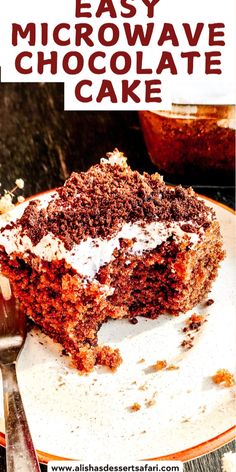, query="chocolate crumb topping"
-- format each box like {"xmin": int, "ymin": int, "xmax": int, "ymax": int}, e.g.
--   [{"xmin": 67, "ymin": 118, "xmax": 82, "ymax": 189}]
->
[
  {"xmin": 15, "ymin": 159, "xmax": 213, "ymax": 249},
  {"xmin": 19, "ymin": 201, "xmax": 47, "ymax": 245},
  {"xmin": 181, "ymin": 339, "xmax": 194, "ymax": 350}
]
